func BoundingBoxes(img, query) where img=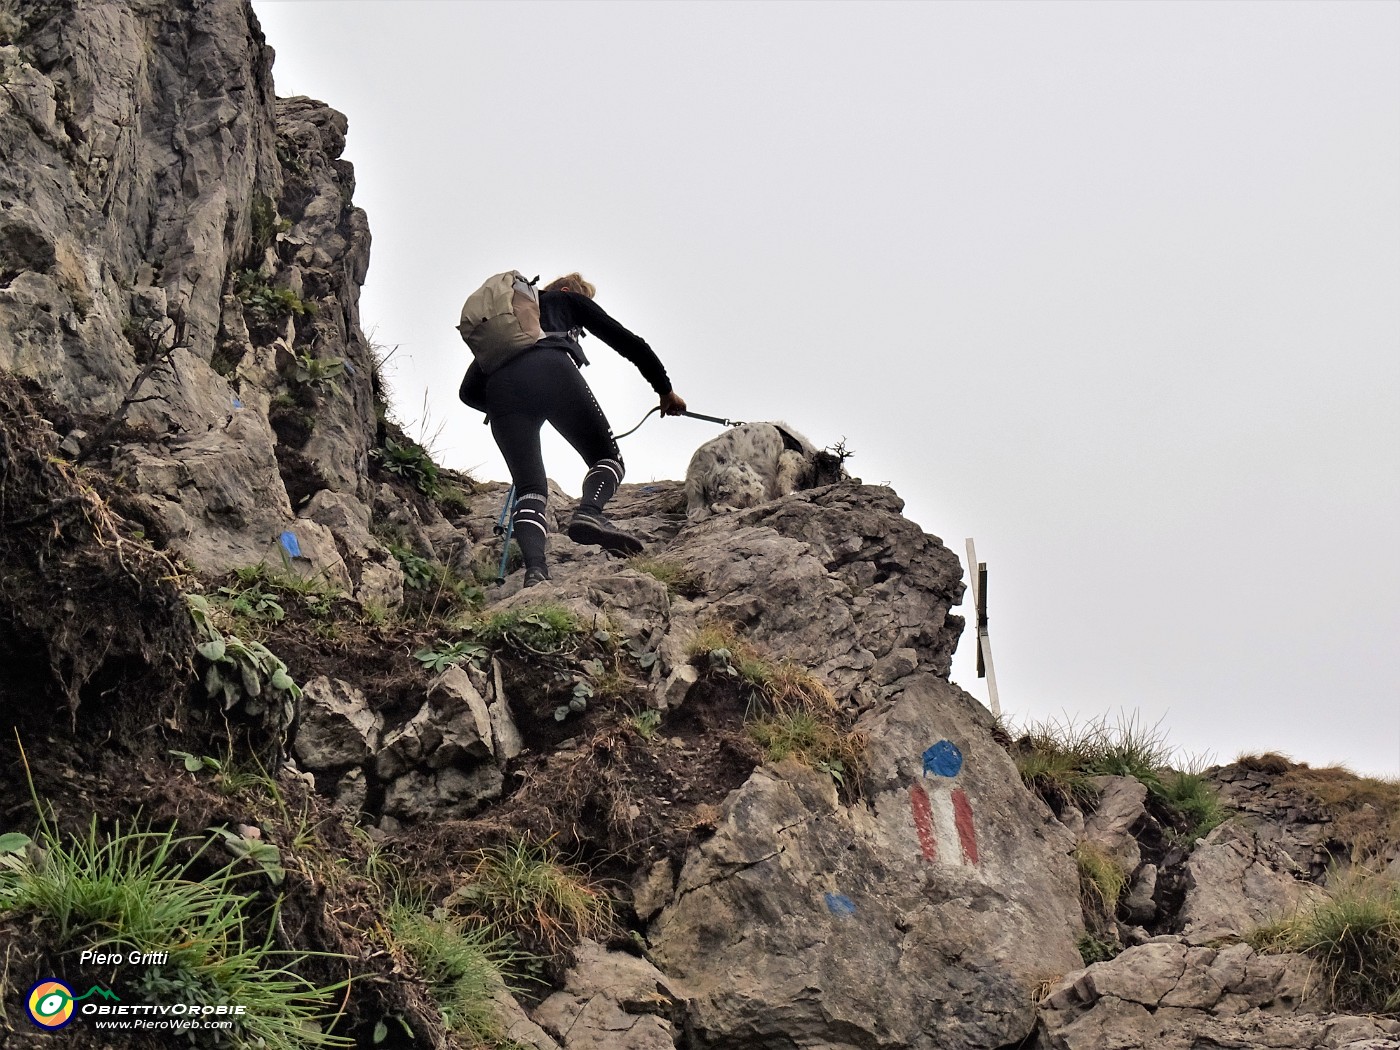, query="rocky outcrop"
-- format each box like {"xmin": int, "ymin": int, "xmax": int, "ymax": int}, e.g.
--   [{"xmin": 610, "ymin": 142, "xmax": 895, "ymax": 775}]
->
[
  {"xmin": 1038, "ymin": 938, "xmax": 1400, "ymax": 1050},
  {"xmin": 533, "ymin": 940, "xmax": 689, "ymax": 1050},
  {"xmin": 650, "ymin": 682, "xmax": 1084, "ymax": 1049},
  {"xmin": 0, "ymin": 0, "xmax": 387, "ymax": 583},
  {"xmin": 1178, "ymin": 821, "xmax": 1323, "ymax": 945},
  {"xmin": 0, "ymin": 0, "xmax": 278, "ymax": 411},
  {"xmin": 4, "ymin": 6, "xmax": 1394, "ymax": 1050}
]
